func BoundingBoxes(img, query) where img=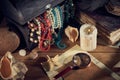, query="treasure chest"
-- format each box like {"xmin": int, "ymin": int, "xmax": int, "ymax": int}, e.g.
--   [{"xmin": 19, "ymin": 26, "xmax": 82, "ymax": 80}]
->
[{"xmin": 0, "ymin": 0, "xmax": 66, "ymax": 51}]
